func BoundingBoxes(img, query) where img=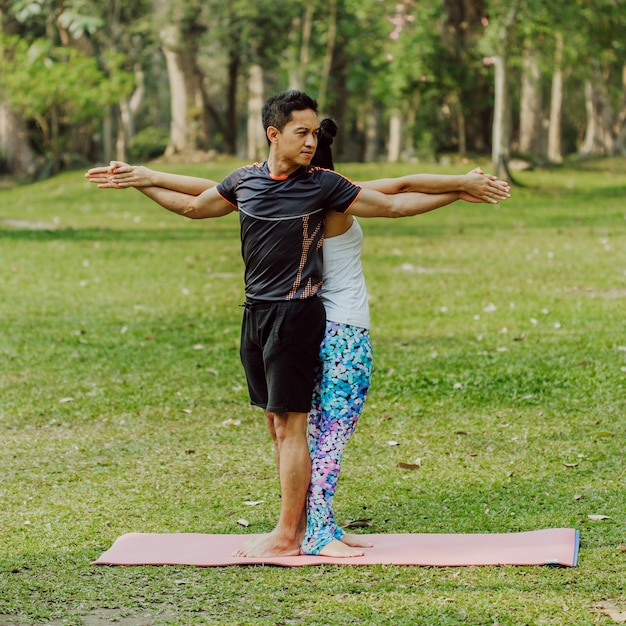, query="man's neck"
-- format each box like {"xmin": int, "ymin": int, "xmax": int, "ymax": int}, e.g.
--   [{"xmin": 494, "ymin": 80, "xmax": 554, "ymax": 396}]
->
[{"xmin": 267, "ymin": 155, "xmax": 300, "ymax": 179}]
